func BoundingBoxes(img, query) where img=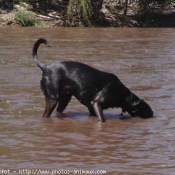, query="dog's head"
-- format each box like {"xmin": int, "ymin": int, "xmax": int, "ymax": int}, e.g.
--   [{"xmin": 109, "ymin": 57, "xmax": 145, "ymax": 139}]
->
[
  {"xmin": 129, "ymin": 99, "xmax": 154, "ymax": 118},
  {"xmin": 124, "ymin": 93, "xmax": 154, "ymax": 118}
]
